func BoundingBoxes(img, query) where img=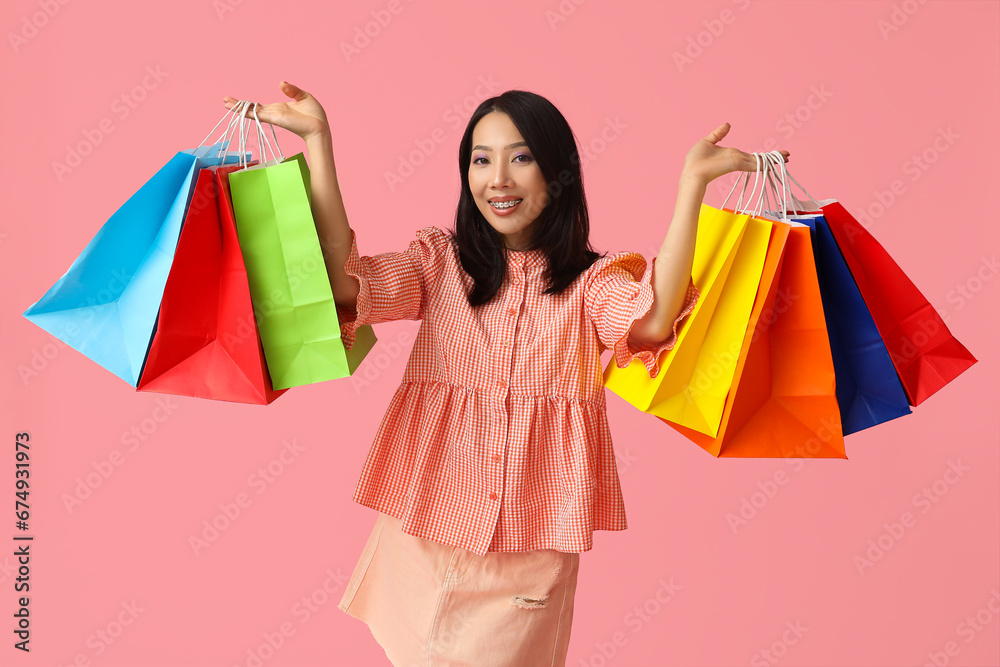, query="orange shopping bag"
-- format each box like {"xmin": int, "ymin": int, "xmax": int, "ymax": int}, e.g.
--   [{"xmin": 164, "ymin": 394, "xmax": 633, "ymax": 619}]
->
[{"xmin": 666, "ymin": 222, "xmax": 846, "ymax": 458}]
